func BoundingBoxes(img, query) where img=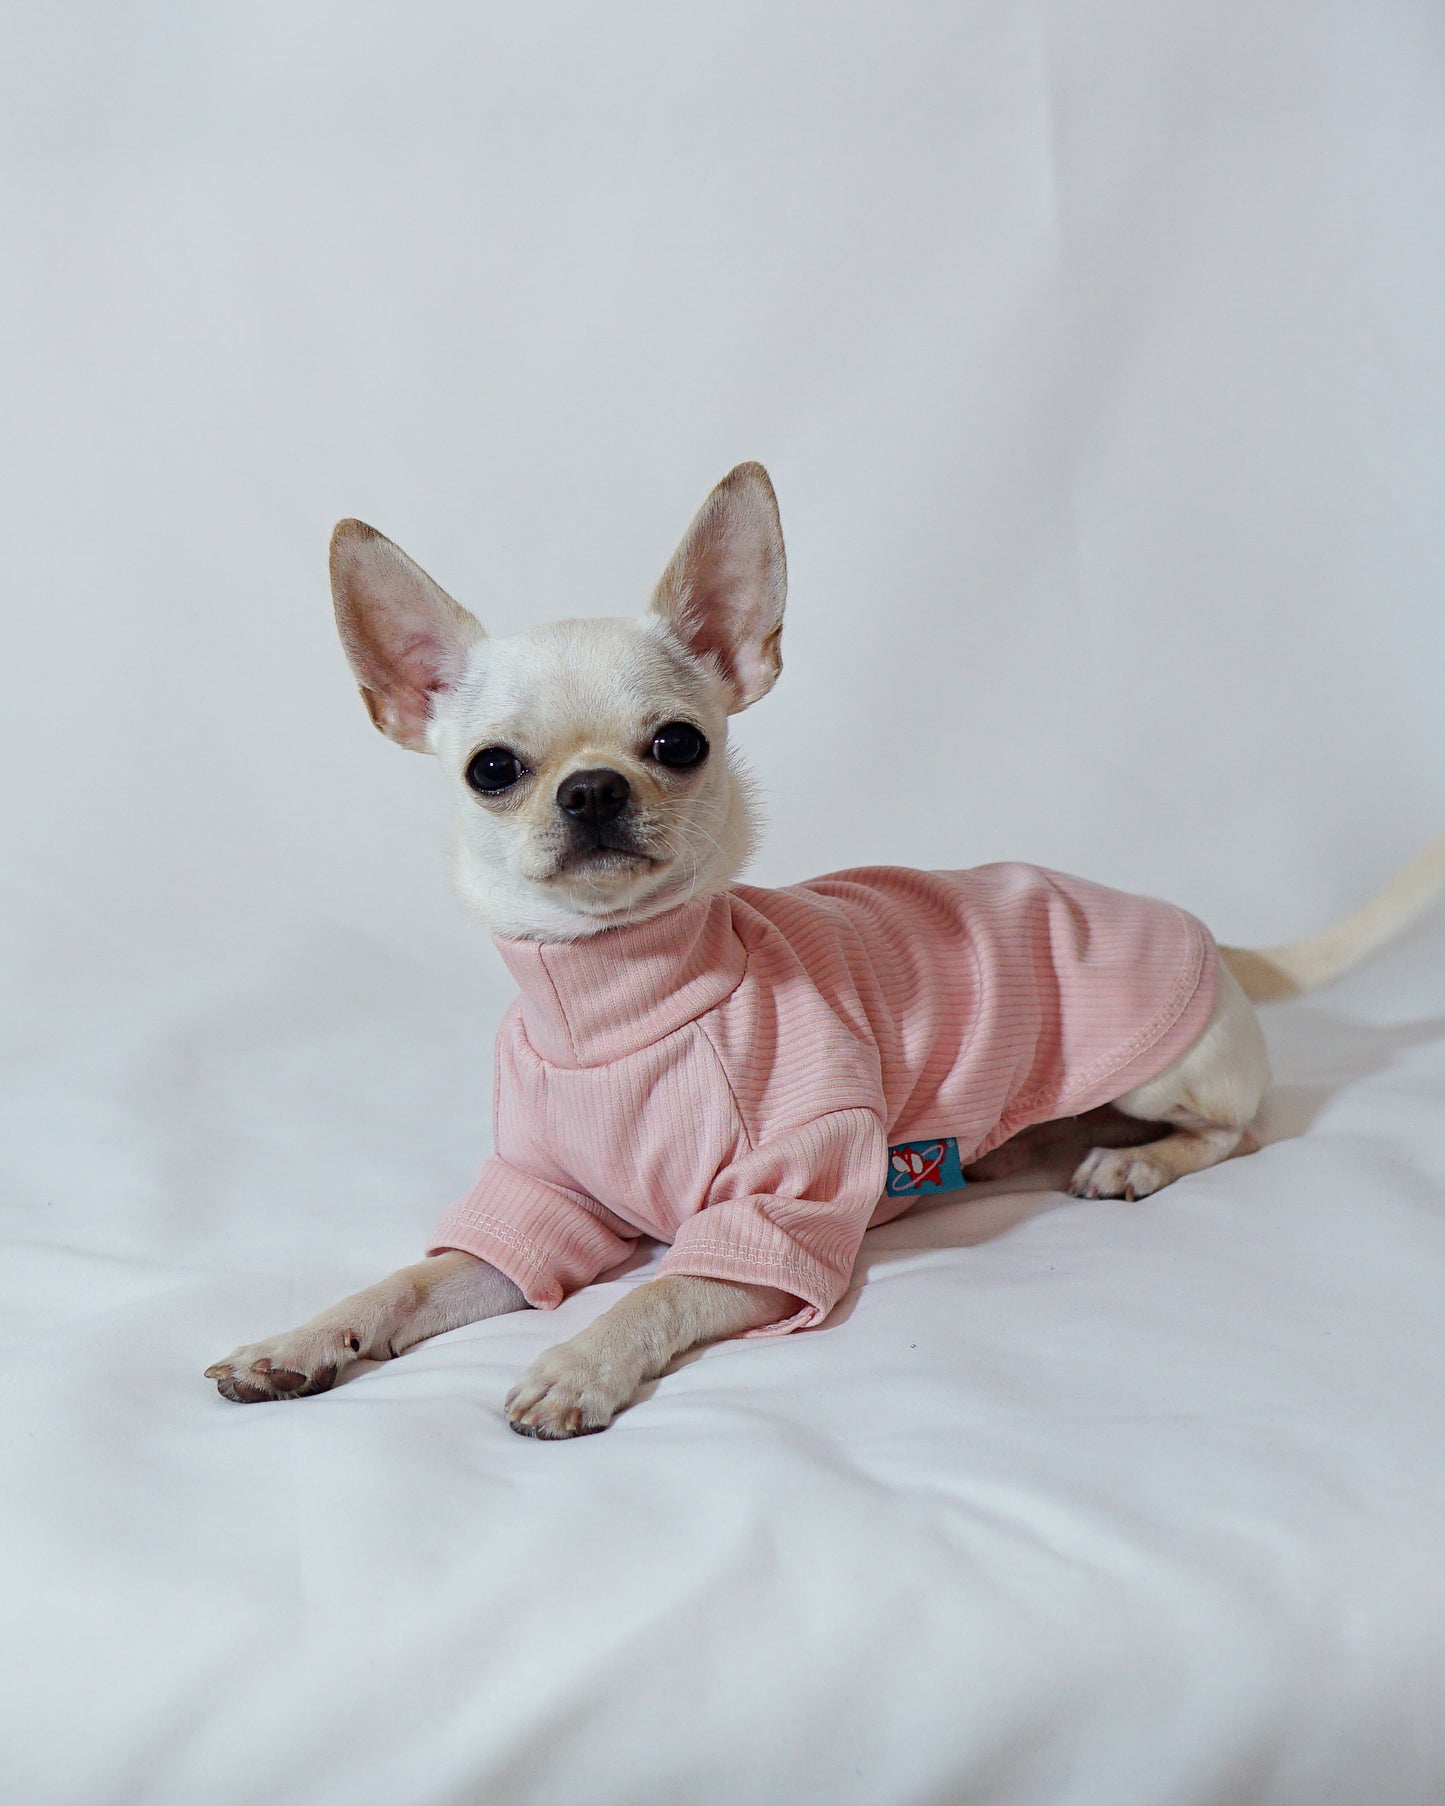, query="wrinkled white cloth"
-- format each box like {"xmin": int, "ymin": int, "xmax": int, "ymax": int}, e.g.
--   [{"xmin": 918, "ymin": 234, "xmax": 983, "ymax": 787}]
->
[
  {"xmin": 4, "ymin": 920, "xmax": 1445, "ymax": 1805},
  {"xmin": 3, "ymin": 3, "xmax": 1445, "ymax": 1802}
]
